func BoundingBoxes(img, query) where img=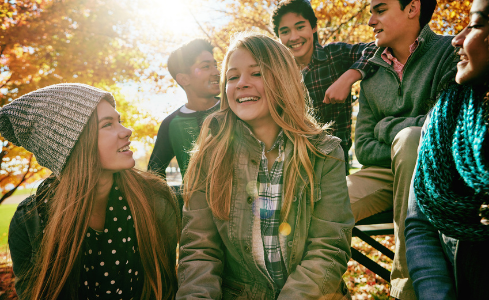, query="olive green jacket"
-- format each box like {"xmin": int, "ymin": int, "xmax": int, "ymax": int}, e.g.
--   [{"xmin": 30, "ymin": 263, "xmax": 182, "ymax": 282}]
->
[
  {"xmin": 8, "ymin": 179, "xmax": 179, "ymax": 299},
  {"xmin": 177, "ymin": 119, "xmax": 355, "ymax": 300}
]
